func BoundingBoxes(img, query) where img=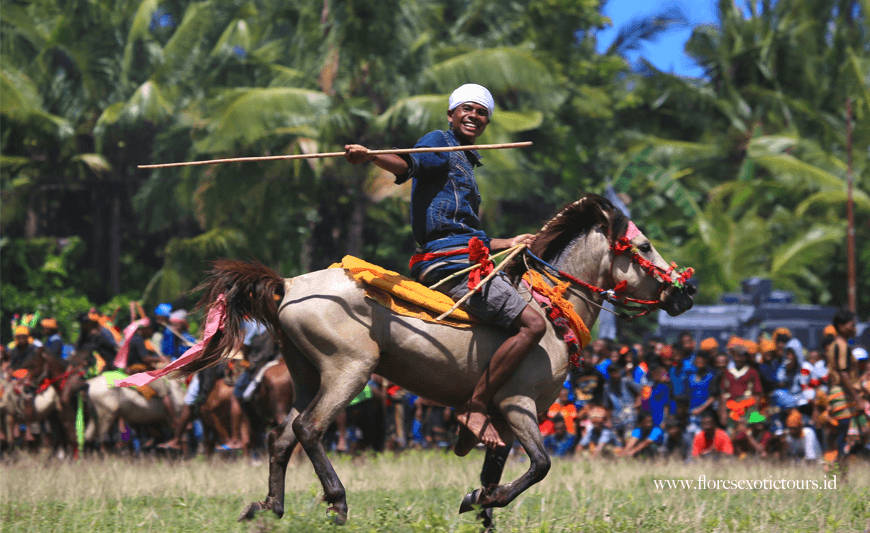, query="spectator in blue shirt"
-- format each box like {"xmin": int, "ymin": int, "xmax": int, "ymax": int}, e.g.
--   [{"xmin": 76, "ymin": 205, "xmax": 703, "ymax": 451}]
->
[
  {"xmin": 642, "ymin": 366, "xmax": 671, "ymax": 428},
  {"xmin": 578, "ymin": 406, "xmax": 622, "ymax": 457},
  {"xmin": 543, "ymin": 415, "xmax": 577, "ymax": 457},
  {"xmin": 620, "ymin": 413, "xmax": 663, "ymax": 458},
  {"xmin": 604, "ymin": 365, "xmax": 637, "ymax": 434},
  {"xmin": 688, "ymin": 353, "xmax": 716, "ymax": 435}
]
